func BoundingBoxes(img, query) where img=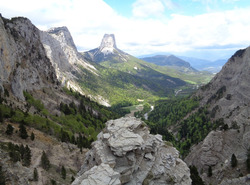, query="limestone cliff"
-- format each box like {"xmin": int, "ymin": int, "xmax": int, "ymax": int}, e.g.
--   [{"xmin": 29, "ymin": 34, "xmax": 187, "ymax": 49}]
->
[
  {"xmin": 185, "ymin": 47, "xmax": 250, "ymax": 184},
  {"xmin": 0, "ymin": 15, "xmax": 57, "ymax": 100},
  {"xmin": 39, "ymin": 27, "xmax": 111, "ymax": 106},
  {"xmin": 73, "ymin": 117, "xmax": 191, "ymax": 185}
]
